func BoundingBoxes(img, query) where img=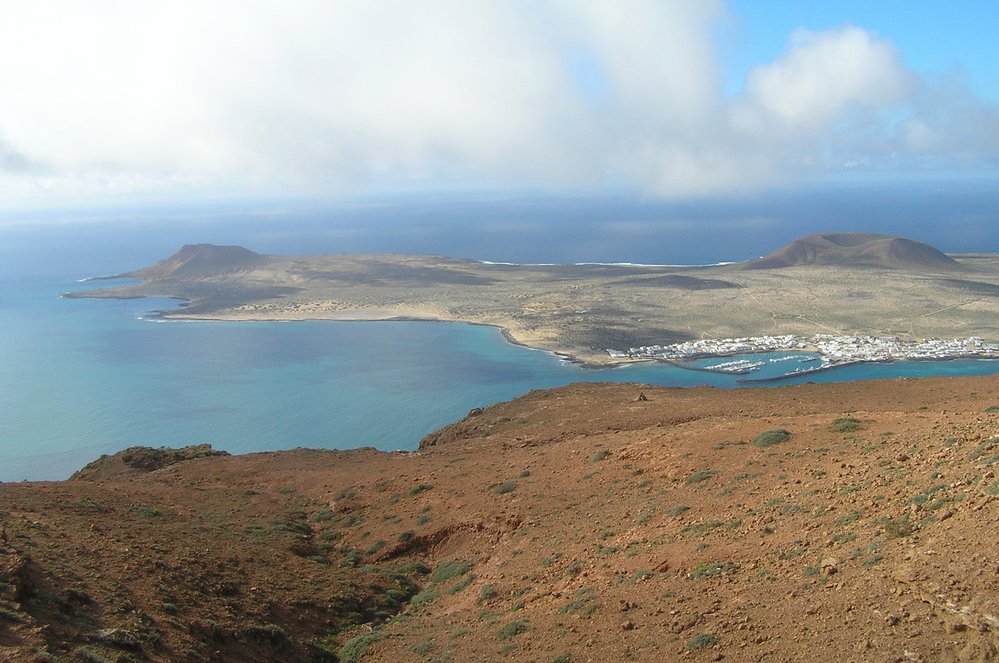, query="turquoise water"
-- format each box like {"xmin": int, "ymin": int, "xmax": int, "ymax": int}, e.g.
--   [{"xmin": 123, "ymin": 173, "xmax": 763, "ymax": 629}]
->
[{"xmin": 1, "ymin": 275, "xmax": 996, "ymax": 482}]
